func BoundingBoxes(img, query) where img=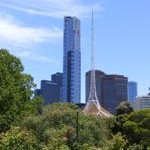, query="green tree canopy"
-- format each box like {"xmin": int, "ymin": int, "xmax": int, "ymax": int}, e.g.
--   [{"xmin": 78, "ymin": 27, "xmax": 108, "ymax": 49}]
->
[
  {"xmin": 116, "ymin": 101, "xmax": 134, "ymax": 116},
  {"xmin": 0, "ymin": 49, "xmax": 37, "ymax": 132},
  {"xmin": 21, "ymin": 103, "xmax": 109, "ymax": 149},
  {"xmin": 123, "ymin": 109, "xmax": 150, "ymax": 148},
  {"xmin": 0, "ymin": 126, "xmax": 40, "ymax": 150},
  {"xmin": 111, "ymin": 108, "xmax": 150, "ymax": 149}
]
